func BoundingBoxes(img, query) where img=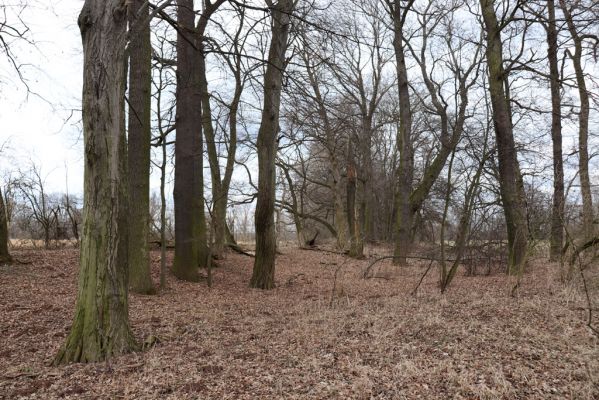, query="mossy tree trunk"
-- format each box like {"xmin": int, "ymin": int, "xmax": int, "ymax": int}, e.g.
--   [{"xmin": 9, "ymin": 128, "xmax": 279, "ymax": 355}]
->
[
  {"xmin": 250, "ymin": 0, "xmax": 295, "ymax": 290},
  {"xmin": 127, "ymin": 0, "xmax": 154, "ymax": 294},
  {"xmin": 54, "ymin": 0, "xmax": 137, "ymax": 364},
  {"xmin": 479, "ymin": 0, "xmax": 529, "ymax": 275},
  {"xmin": 173, "ymin": 0, "xmax": 207, "ymax": 281},
  {"xmin": 0, "ymin": 186, "xmax": 11, "ymax": 263}
]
